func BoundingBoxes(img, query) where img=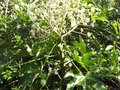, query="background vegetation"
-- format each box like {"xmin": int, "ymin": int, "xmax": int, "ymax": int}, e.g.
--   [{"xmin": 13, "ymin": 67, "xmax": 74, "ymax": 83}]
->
[{"xmin": 0, "ymin": 0, "xmax": 120, "ymax": 90}]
